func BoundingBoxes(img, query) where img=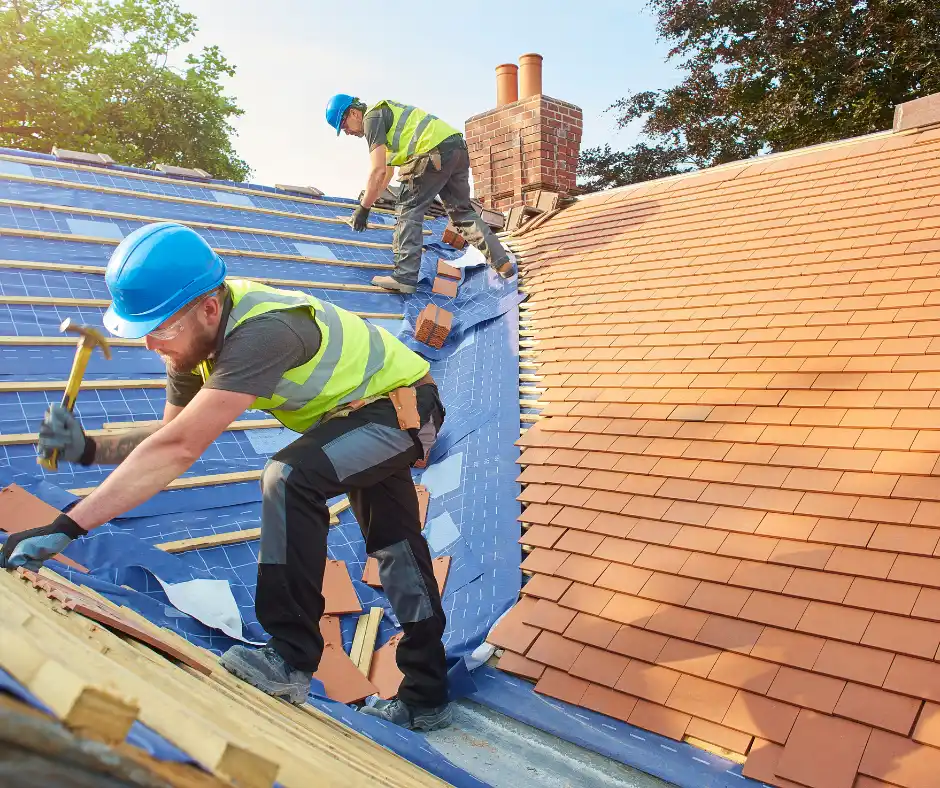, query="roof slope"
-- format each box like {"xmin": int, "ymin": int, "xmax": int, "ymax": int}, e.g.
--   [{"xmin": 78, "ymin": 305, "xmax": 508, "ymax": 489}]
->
[
  {"xmin": 0, "ymin": 146, "xmax": 519, "ymax": 788},
  {"xmin": 498, "ymin": 120, "xmax": 940, "ymax": 788}
]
